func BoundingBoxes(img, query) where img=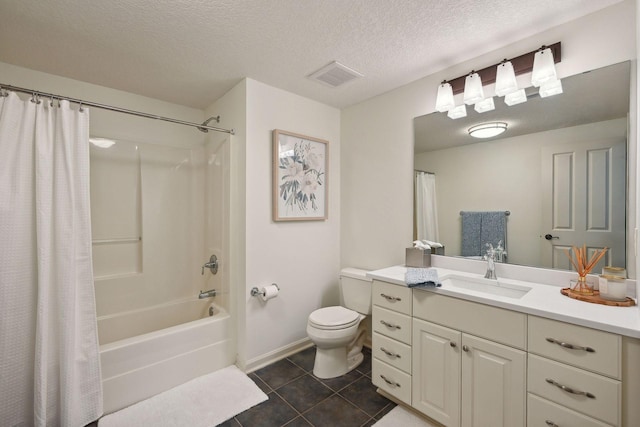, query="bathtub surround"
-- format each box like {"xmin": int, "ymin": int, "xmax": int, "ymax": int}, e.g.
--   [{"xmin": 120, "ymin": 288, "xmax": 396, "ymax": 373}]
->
[
  {"xmin": 0, "ymin": 93, "xmax": 102, "ymax": 426},
  {"xmin": 98, "ymin": 365, "xmax": 266, "ymax": 427}
]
